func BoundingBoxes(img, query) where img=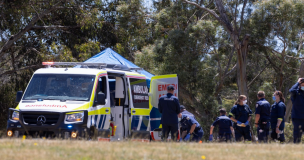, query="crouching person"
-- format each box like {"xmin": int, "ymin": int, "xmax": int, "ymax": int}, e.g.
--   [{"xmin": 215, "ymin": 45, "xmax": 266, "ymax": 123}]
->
[
  {"xmin": 209, "ymin": 108, "xmax": 234, "ymax": 142},
  {"xmin": 178, "ymin": 113, "xmax": 204, "ymax": 142}
]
